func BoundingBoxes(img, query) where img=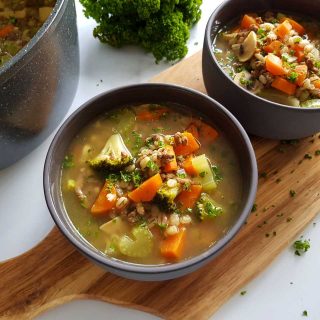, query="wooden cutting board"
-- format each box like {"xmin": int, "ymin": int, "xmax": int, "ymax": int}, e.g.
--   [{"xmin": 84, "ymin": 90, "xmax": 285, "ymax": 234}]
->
[{"xmin": 1, "ymin": 51, "xmax": 320, "ymax": 320}]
